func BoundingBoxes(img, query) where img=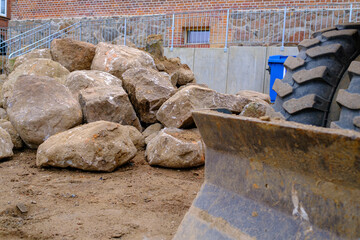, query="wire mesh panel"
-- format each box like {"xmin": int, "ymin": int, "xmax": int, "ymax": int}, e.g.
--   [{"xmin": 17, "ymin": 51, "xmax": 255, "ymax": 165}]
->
[
  {"xmin": 9, "ymin": 22, "xmax": 82, "ymax": 59},
  {"xmin": 80, "ymin": 18, "xmax": 126, "ymax": 45},
  {"xmin": 284, "ymin": 4, "xmax": 360, "ymax": 44},
  {"xmin": 169, "ymin": 10, "xmax": 229, "ymax": 48},
  {"xmin": 126, "ymin": 14, "xmax": 171, "ymax": 48},
  {"xmin": 229, "ymin": 3, "xmax": 360, "ymax": 46},
  {"xmin": 1, "ymin": 2, "xmax": 359, "ymax": 68},
  {"xmin": 6, "ymin": 23, "xmax": 52, "ymax": 57},
  {"xmin": 0, "ymin": 23, "xmax": 50, "ymax": 73},
  {"xmin": 230, "ymin": 9, "xmax": 285, "ymax": 46}
]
